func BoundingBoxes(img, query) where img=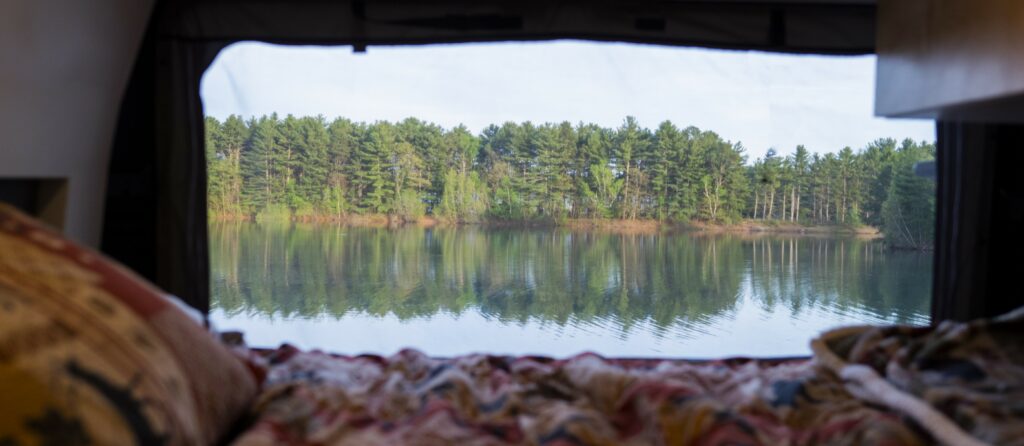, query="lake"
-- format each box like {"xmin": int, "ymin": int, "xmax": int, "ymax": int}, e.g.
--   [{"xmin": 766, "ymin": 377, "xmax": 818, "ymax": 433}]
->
[{"xmin": 209, "ymin": 222, "xmax": 932, "ymax": 358}]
